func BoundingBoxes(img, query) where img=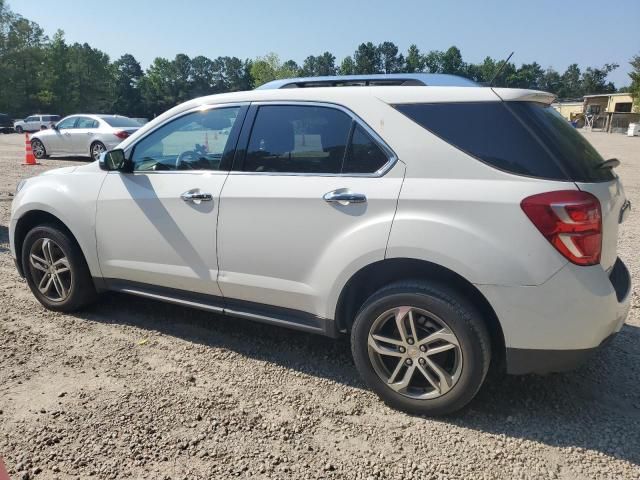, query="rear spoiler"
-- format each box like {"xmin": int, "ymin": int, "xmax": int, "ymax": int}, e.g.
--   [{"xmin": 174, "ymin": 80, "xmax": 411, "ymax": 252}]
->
[{"xmin": 491, "ymin": 88, "xmax": 556, "ymax": 105}]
